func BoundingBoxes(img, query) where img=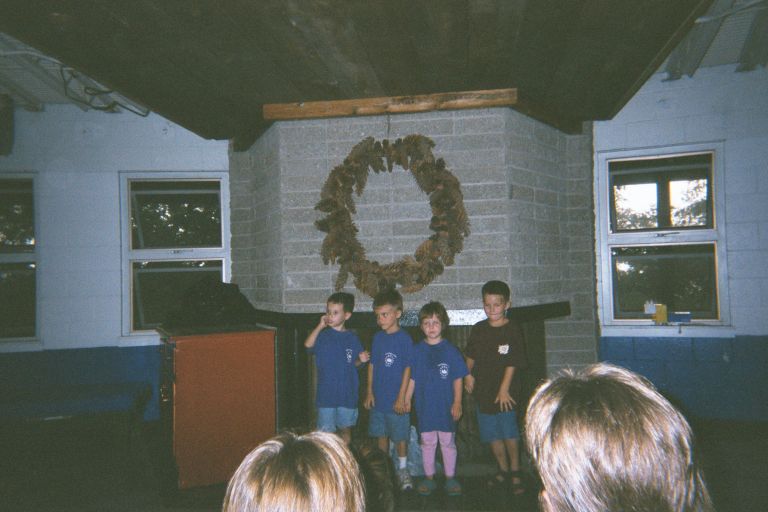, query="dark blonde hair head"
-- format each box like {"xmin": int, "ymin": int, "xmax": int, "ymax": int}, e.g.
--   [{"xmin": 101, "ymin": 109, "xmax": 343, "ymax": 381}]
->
[
  {"xmin": 418, "ymin": 301, "xmax": 450, "ymax": 335},
  {"xmin": 525, "ymin": 363, "xmax": 713, "ymax": 512},
  {"xmin": 222, "ymin": 431, "xmax": 365, "ymax": 512}
]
